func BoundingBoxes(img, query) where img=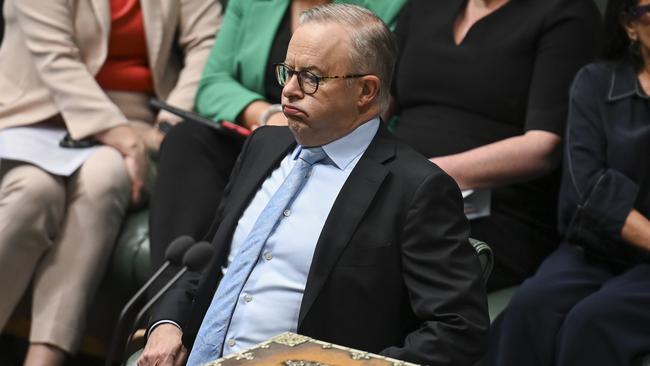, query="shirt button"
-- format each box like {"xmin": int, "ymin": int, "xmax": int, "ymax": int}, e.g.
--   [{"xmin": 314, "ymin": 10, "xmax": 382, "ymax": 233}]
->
[
  {"xmin": 227, "ymin": 339, "xmax": 236, "ymax": 347},
  {"xmin": 244, "ymin": 294, "xmax": 253, "ymax": 303},
  {"xmin": 264, "ymin": 252, "xmax": 273, "ymax": 261},
  {"xmin": 283, "ymin": 209, "xmax": 291, "ymax": 217}
]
